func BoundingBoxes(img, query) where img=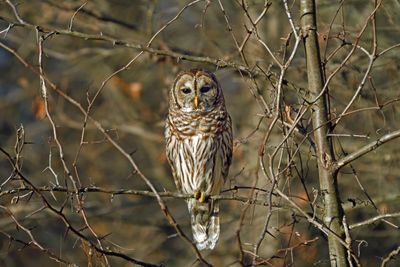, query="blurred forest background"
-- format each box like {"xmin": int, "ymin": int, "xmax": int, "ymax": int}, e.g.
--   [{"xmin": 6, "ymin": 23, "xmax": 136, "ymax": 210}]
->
[{"xmin": 0, "ymin": 0, "xmax": 400, "ymax": 266}]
